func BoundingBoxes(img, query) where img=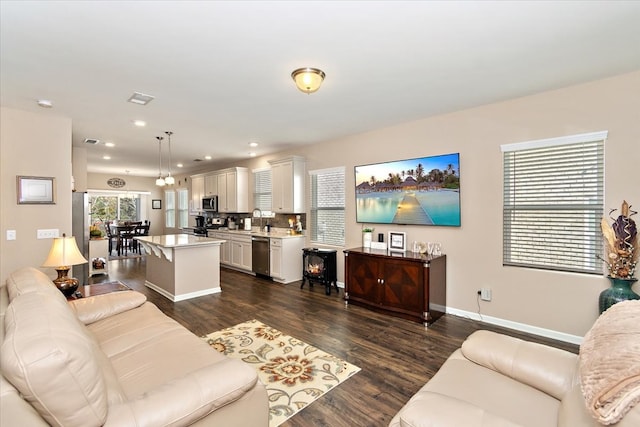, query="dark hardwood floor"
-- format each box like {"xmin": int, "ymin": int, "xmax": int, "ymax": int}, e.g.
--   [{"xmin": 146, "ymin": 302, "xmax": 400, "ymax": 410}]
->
[{"xmin": 91, "ymin": 257, "xmax": 578, "ymax": 427}]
